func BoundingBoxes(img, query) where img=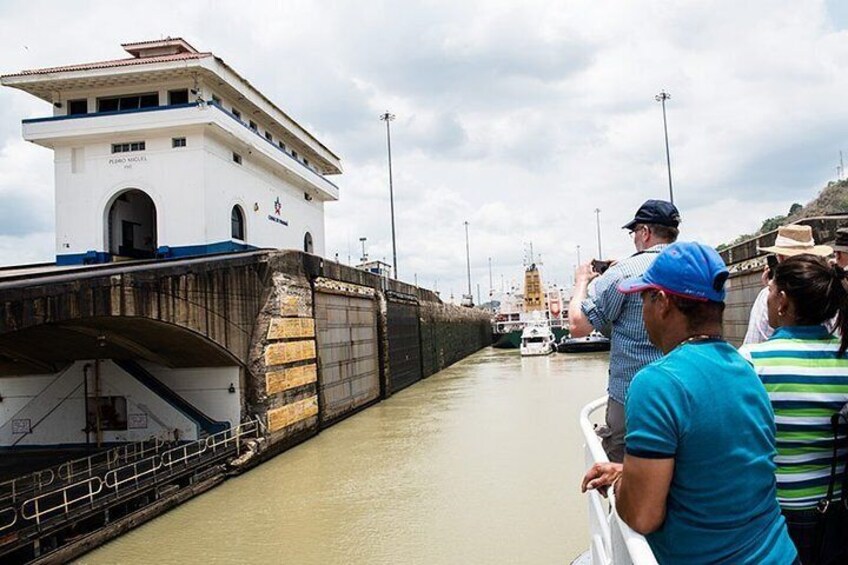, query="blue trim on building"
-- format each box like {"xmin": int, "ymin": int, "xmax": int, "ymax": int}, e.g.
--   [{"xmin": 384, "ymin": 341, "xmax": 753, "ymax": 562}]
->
[
  {"xmin": 22, "ymin": 102, "xmax": 200, "ymax": 124},
  {"xmin": 56, "ymin": 241, "xmax": 257, "ymax": 266},
  {"xmin": 23, "ymin": 100, "xmax": 339, "ymax": 191}
]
